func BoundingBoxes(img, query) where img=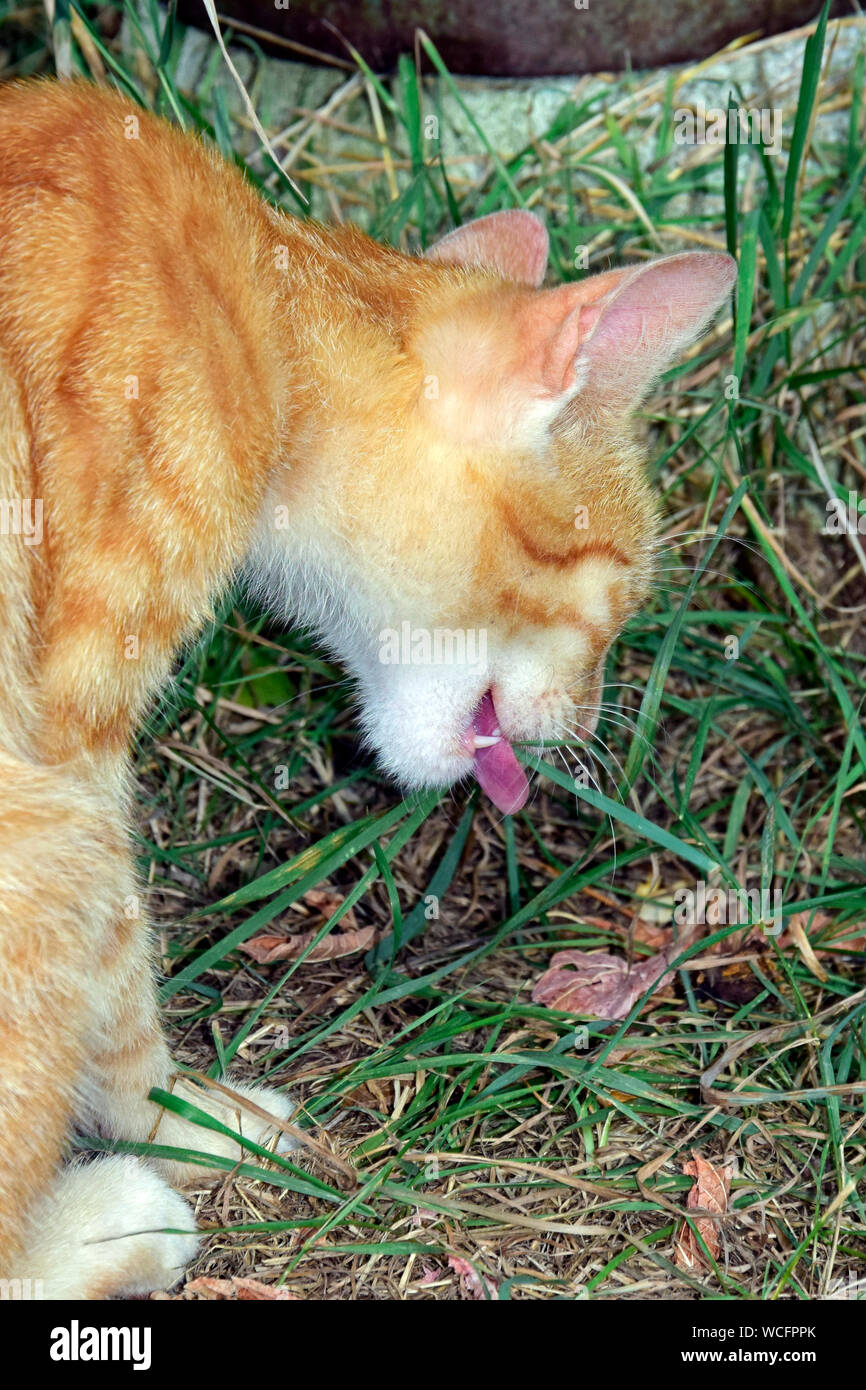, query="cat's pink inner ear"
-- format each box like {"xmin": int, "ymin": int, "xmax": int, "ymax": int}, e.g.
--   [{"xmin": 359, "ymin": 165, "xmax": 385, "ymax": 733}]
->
[
  {"xmin": 510, "ymin": 268, "xmax": 634, "ymax": 398},
  {"xmin": 426, "ymin": 210, "xmax": 549, "ymax": 287},
  {"xmin": 576, "ymin": 252, "xmax": 737, "ymax": 404}
]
